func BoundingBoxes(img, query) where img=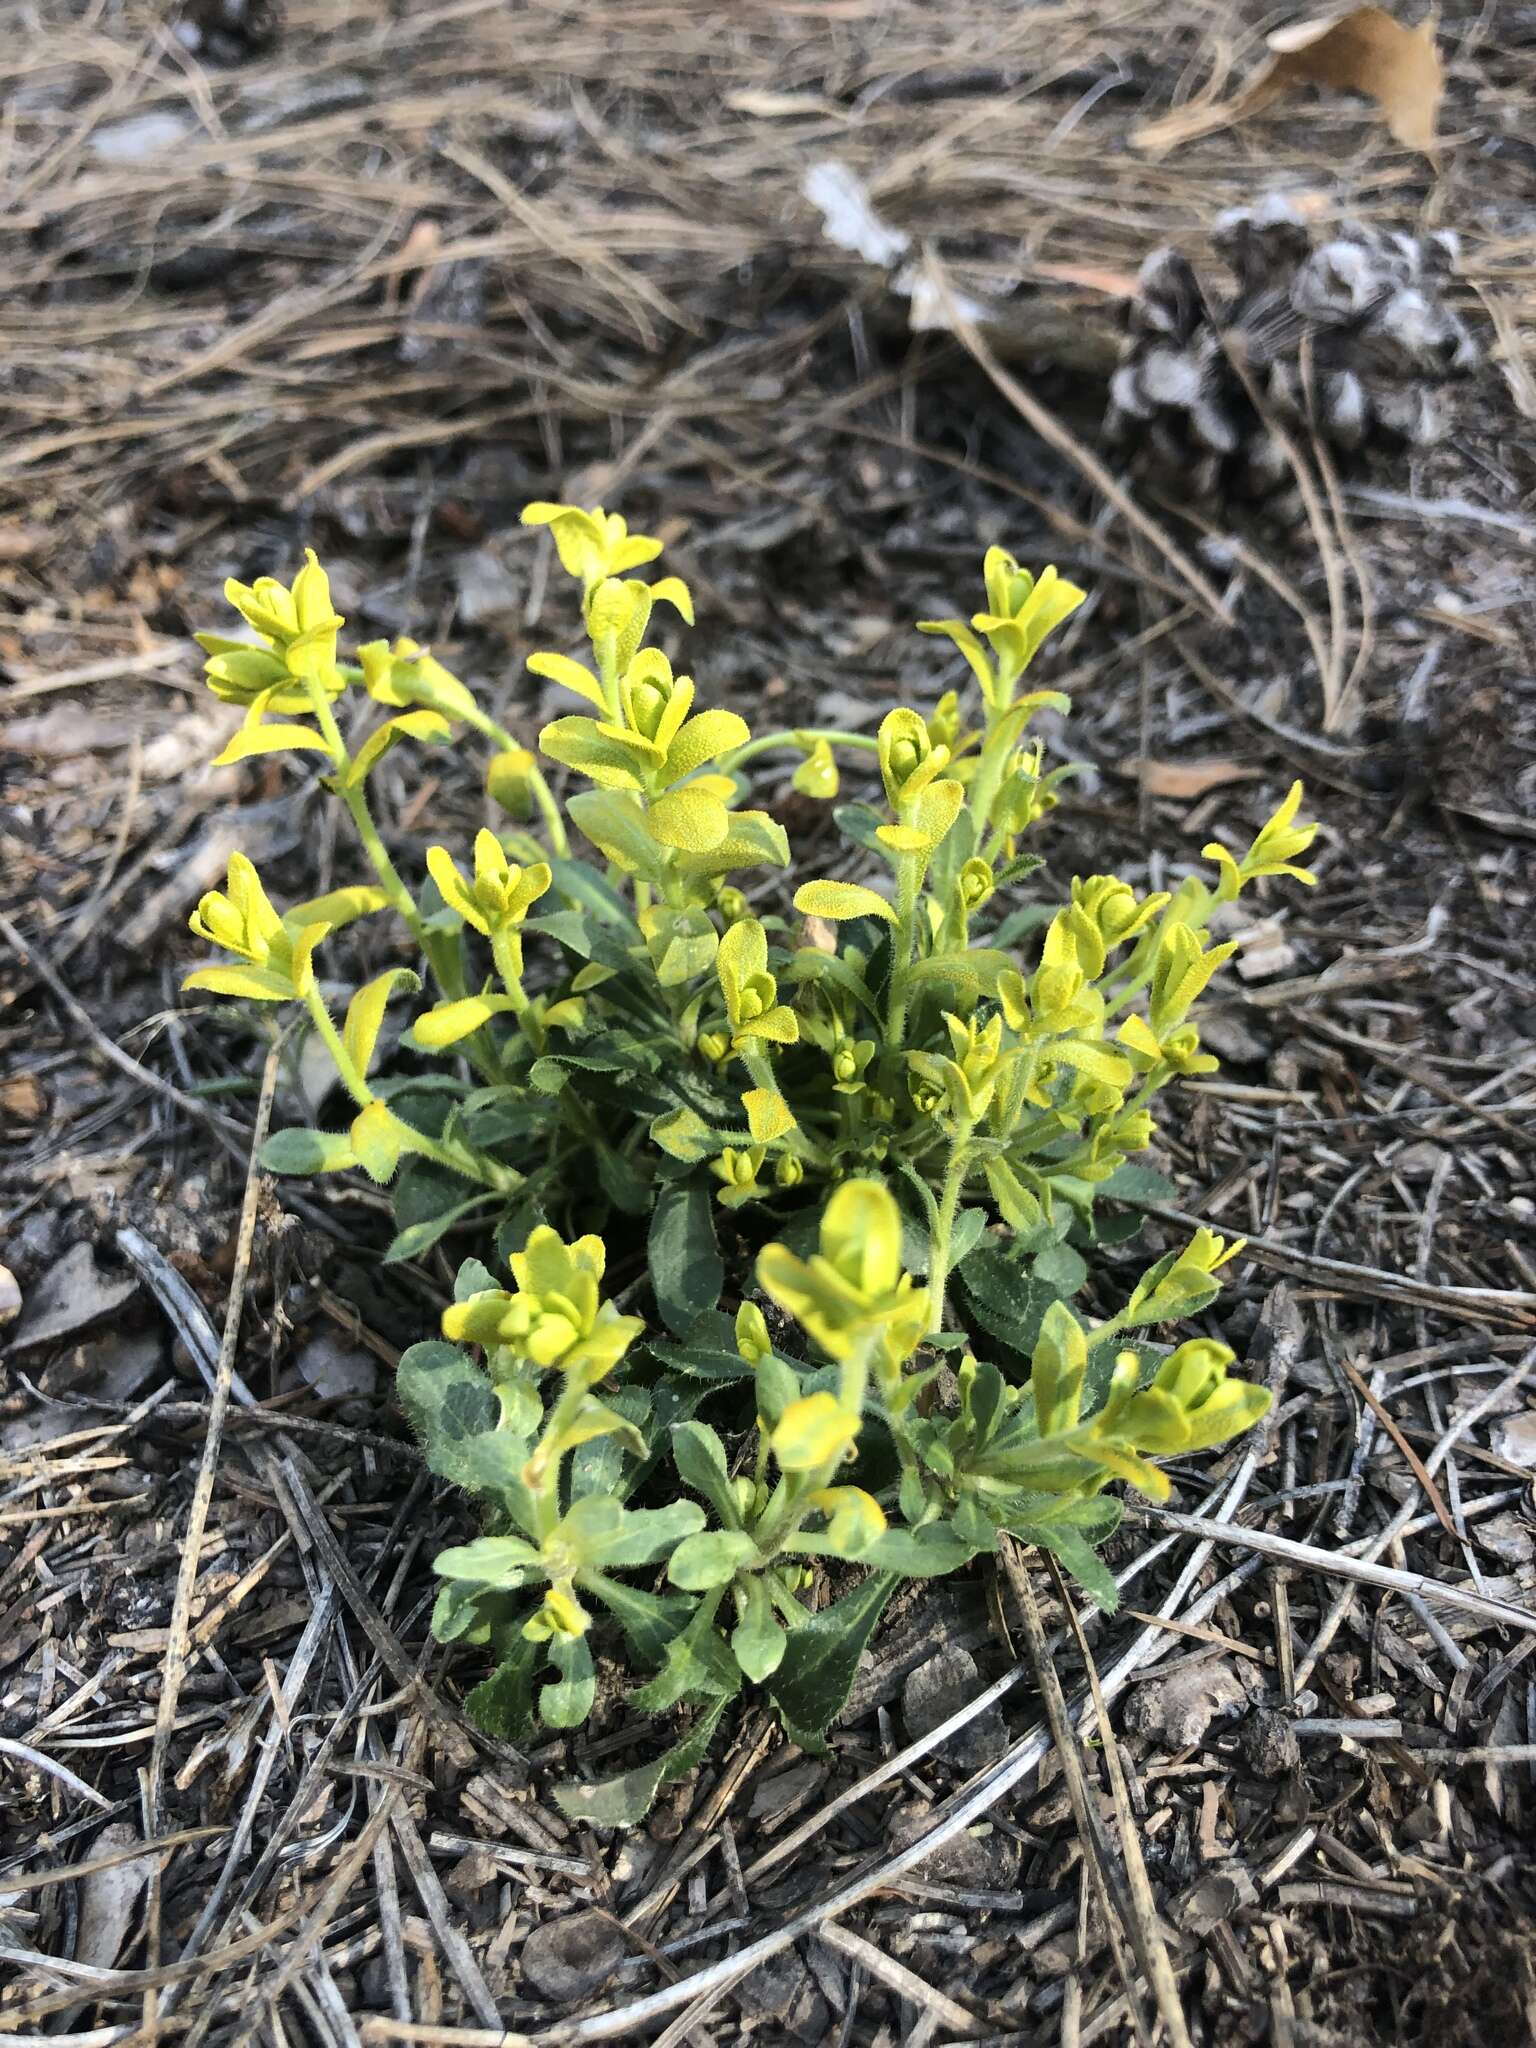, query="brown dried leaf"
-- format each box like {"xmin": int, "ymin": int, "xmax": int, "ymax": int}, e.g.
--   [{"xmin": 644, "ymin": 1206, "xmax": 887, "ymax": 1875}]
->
[
  {"xmin": 1118, "ymin": 756, "xmax": 1263, "ymax": 798},
  {"xmin": 1134, "ymin": 7, "xmax": 1442, "ymax": 157},
  {"xmin": 0, "ymin": 1074, "xmax": 45, "ymax": 1120}
]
